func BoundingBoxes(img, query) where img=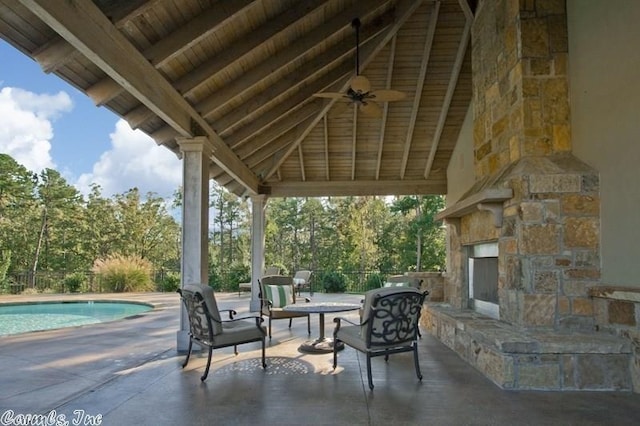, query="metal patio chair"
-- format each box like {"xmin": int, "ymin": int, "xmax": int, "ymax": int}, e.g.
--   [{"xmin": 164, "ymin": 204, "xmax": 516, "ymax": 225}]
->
[
  {"xmin": 333, "ymin": 286, "xmax": 429, "ymax": 390},
  {"xmin": 178, "ymin": 283, "xmax": 266, "ymax": 381}
]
